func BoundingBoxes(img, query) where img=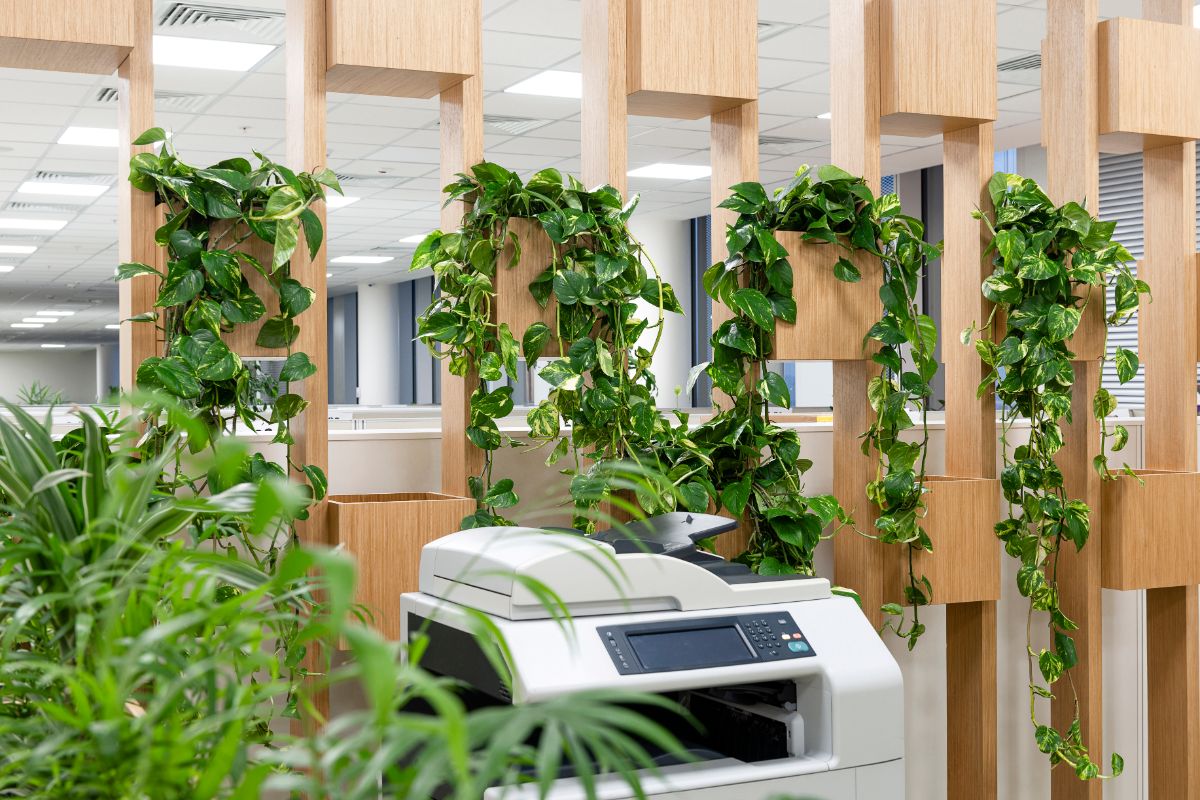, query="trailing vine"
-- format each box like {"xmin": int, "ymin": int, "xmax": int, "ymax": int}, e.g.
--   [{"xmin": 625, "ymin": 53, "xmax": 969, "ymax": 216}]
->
[
  {"xmin": 864, "ymin": 195, "xmax": 943, "ymax": 650},
  {"xmin": 968, "ymin": 172, "xmax": 1144, "ymax": 779},
  {"xmin": 116, "ymin": 127, "xmax": 337, "ymax": 574},
  {"xmin": 413, "ymin": 162, "xmax": 679, "ymax": 530}
]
